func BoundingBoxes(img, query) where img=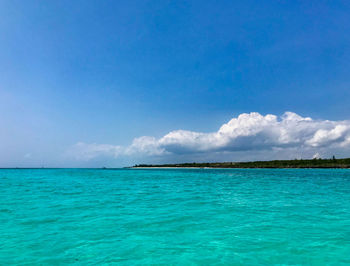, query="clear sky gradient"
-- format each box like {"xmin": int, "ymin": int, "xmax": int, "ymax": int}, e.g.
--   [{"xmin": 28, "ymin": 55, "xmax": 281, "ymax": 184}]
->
[{"xmin": 1, "ymin": 0, "xmax": 350, "ymax": 167}]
